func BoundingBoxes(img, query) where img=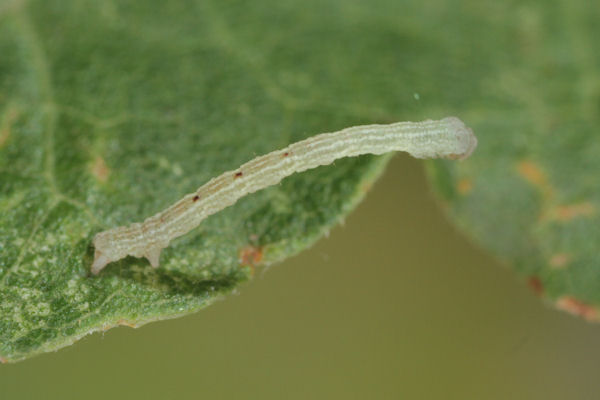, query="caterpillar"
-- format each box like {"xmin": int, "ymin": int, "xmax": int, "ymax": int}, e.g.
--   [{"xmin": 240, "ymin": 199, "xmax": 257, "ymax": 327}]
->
[{"xmin": 91, "ymin": 116, "xmax": 477, "ymax": 274}]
